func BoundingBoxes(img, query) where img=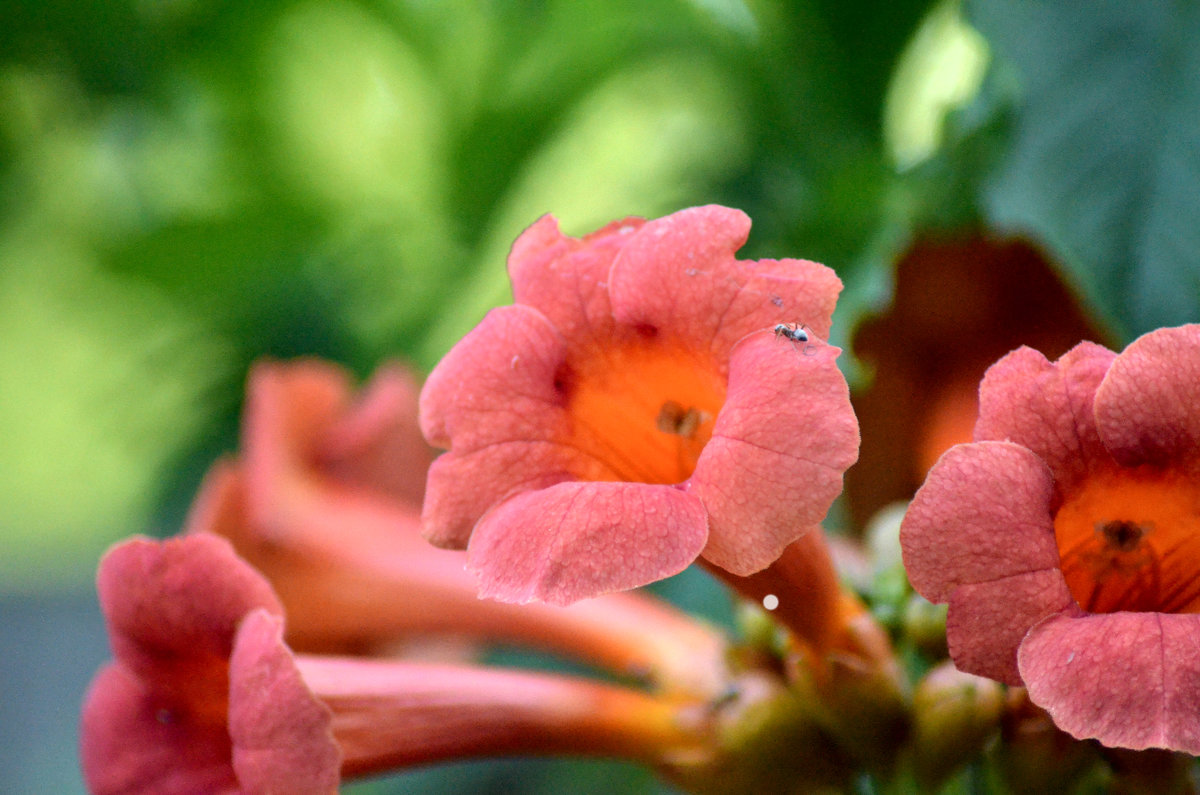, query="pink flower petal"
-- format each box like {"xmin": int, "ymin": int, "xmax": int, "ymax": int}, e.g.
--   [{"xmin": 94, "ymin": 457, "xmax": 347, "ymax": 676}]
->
[
  {"xmin": 690, "ymin": 333, "xmax": 857, "ymax": 575},
  {"xmin": 228, "ymin": 610, "xmax": 341, "ymax": 794},
  {"xmin": 945, "ymin": 570, "xmax": 1075, "ymax": 685},
  {"xmin": 317, "ymin": 361, "xmax": 433, "ymax": 506},
  {"xmin": 419, "ymin": 304, "xmax": 570, "ymax": 453},
  {"xmin": 1019, "ymin": 611, "xmax": 1200, "ymax": 754},
  {"xmin": 900, "ymin": 442, "xmax": 1061, "ymax": 603},
  {"xmin": 420, "ymin": 441, "xmax": 582, "ymax": 548},
  {"xmin": 608, "ymin": 205, "xmax": 841, "ymax": 361},
  {"xmin": 1094, "ymin": 324, "xmax": 1200, "ymax": 468},
  {"xmin": 974, "ymin": 343, "xmax": 1116, "ymax": 494},
  {"xmin": 98, "ymin": 535, "xmax": 283, "ymax": 685},
  {"xmin": 466, "ymin": 481, "xmax": 708, "ymax": 605},
  {"xmin": 80, "ymin": 664, "xmax": 239, "ymax": 795},
  {"xmin": 508, "ymin": 214, "xmax": 644, "ymax": 343},
  {"xmin": 83, "ymin": 536, "xmax": 300, "ymax": 795},
  {"xmin": 241, "ymin": 359, "xmax": 346, "ymax": 529}
]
